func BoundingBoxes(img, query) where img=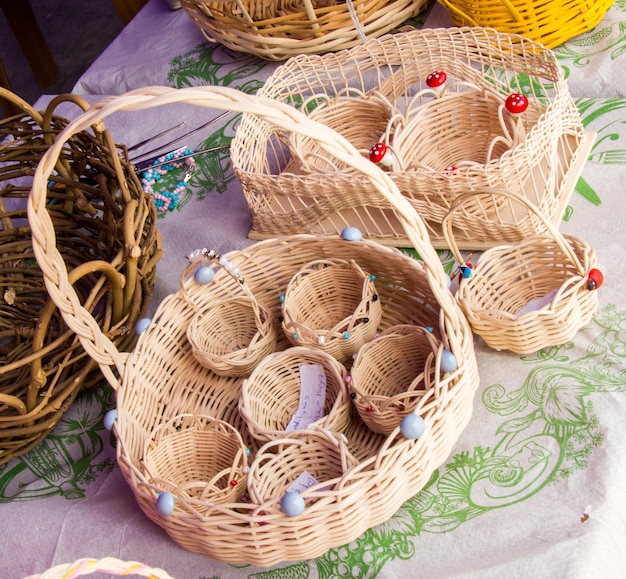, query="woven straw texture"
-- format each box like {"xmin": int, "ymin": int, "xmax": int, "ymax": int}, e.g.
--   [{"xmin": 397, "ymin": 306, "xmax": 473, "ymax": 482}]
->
[
  {"xmin": 233, "ymin": 26, "xmax": 595, "ymax": 249},
  {"xmin": 437, "ymin": 0, "xmax": 615, "ymax": 49},
  {"xmin": 25, "ymin": 557, "xmax": 175, "ymax": 579},
  {"xmin": 28, "ymin": 86, "xmax": 479, "ymax": 566},
  {"xmin": 179, "ymin": 0, "xmax": 431, "ymax": 60},
  {"xmin": 444, "ymin": 190, "xmax": 600, "ymax": 354},
  {"xmin": 0, "ymin": 89, "xmax": 160, "ymax": 465}
]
